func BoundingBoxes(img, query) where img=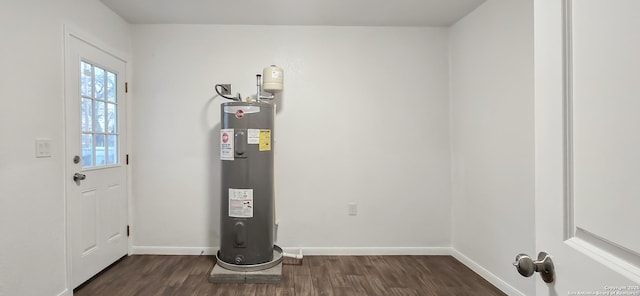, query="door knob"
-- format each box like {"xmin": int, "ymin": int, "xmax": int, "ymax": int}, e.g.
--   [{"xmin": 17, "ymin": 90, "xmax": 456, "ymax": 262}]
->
[
  {"xmin": 513, "ymin": 252, "xmax": 555, "ymax": 283},
  {"xmin": 73, "ymin": 173, "xmax": 86, "ymax": 182}
]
